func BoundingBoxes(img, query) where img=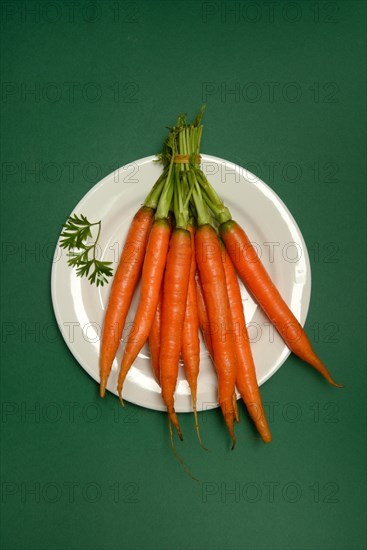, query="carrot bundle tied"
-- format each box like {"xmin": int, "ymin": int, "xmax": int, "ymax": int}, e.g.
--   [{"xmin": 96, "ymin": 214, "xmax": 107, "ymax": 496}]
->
[{"xmin": 97, "ymin": 105, "xmax": 342, "ymax": 456}]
